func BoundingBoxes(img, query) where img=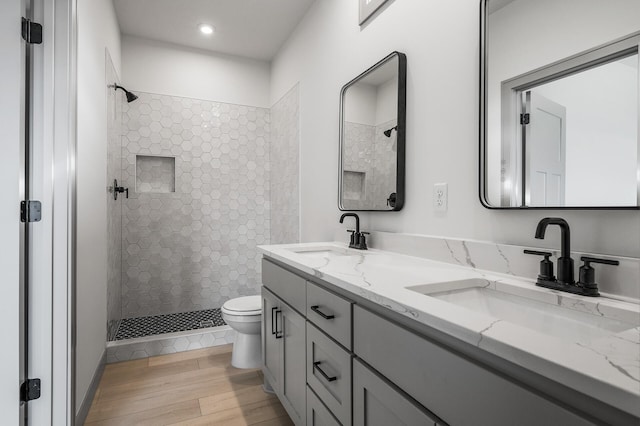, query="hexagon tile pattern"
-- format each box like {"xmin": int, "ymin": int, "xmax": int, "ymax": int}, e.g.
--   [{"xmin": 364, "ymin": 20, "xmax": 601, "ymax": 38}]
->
[
  {"xmin": 270, "ymin": 84, "xmax": 300, "ymax": 244},
  {"xmin": 120, "ymin": 92, "xmax": 271, "ymax": 317},
  {"xmin": 342, "ymin": 119, "xmax": 397, "ymax": 210}
]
